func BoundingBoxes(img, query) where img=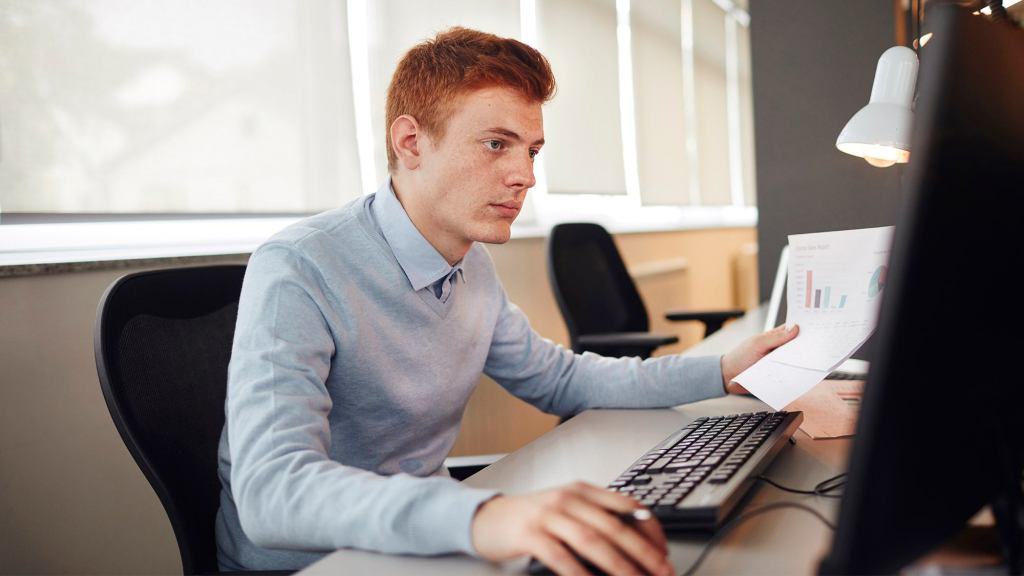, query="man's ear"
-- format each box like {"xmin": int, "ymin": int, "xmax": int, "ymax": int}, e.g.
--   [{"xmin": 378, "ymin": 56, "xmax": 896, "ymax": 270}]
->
[{"xmin": 390, "ymin": 115, "xmax": 423, "ymax": 170}]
